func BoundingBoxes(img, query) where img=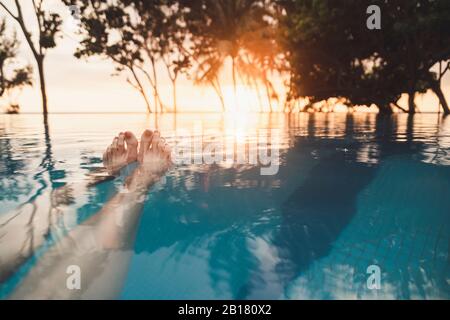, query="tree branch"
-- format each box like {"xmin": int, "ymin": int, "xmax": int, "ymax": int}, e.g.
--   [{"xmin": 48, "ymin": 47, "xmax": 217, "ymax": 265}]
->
[
  {"xmin": 32, "ymin": 0, "xmax": 44, "ymax": 56},
  {"xmin": 13, "ymin": 0, "xmax": 40, "ymax": 60},
  {"xmin": 126, "ymin": 77, "xmax": 141, "ymax": 92},
  {"xmin": 0, "ymin": 65, "xmax": 5, "ymax": 97},
  {"xmin": 391, "ymin": 102, "xmax": 408, "ymax": 113},
  {"xmin": 0, "ymin": 3, "xmax": 19, "ymax": 21}
]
